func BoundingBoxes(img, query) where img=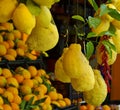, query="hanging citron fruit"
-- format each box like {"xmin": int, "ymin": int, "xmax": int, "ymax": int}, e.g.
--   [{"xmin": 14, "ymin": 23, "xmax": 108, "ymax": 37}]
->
[
  {"xmin": 12, "ymin": 3, "xmax": 36, "ymax": 34},
  {"xmin": 0, "ymin": 0, "xmax": 18, "ymax": 23}
]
